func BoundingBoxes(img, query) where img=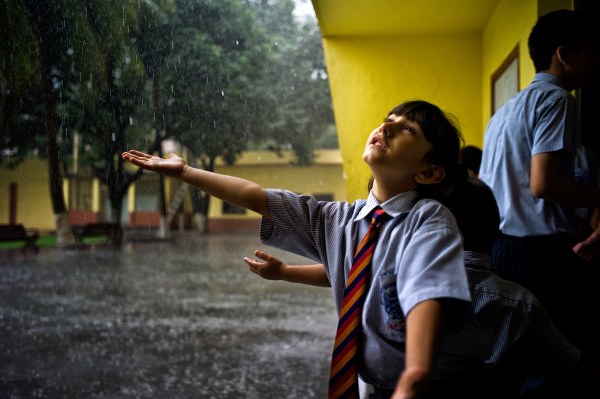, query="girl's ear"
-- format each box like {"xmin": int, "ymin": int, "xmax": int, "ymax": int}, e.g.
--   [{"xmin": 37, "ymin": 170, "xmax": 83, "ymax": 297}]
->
[{"xmin": 415, "ymin": 164, "xmax": 446, "ymax": 185}]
